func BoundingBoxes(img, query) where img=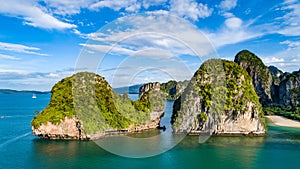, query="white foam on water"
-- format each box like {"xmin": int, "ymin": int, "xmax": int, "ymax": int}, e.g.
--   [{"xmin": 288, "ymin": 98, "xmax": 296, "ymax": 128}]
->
[
  {"xmin": 0, "ymin": 132, "xmax": 31, "ymax": 149},
  {"xmin": 0, "ymin": 115, "xmax": 34, "ymax": 119}
]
